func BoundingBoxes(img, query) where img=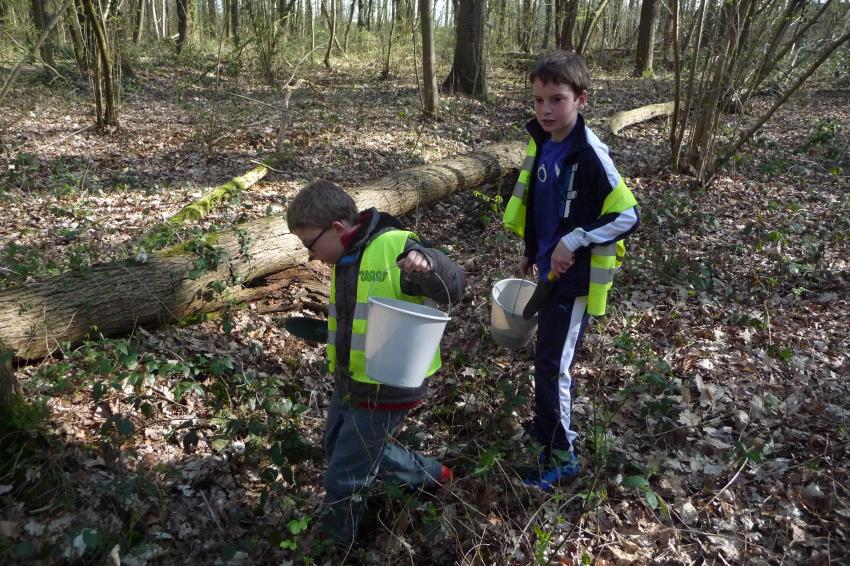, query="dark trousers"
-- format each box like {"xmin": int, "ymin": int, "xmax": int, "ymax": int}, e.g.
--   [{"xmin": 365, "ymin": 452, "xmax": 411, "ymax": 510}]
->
[
  {"xmin": 531, "ymin": 292, "xmax": 590, "ymax": 456},
  {"xmin": 320, "ymin": 388, "xmax": 443, "ymax": 545}
]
